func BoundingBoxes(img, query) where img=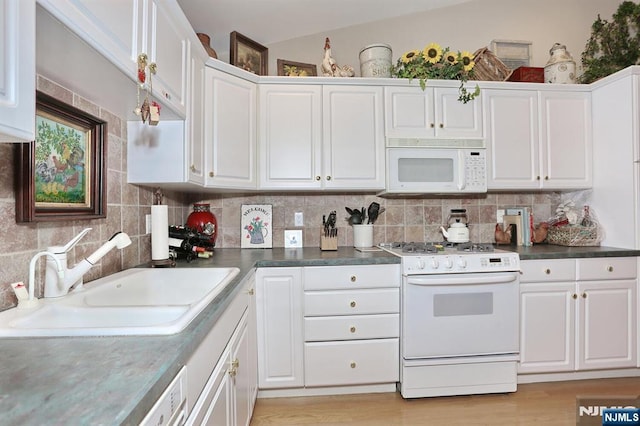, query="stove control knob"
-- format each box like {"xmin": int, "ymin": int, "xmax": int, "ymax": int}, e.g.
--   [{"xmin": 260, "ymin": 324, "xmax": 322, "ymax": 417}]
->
[
  {"xmin": 444, "ymin": 257, "xmax": 453, "ymax": 269},
  {"xmin": 430, "ymin": 258, "xmax": 439, "ymax": 269},
  {"xmin": 457, "ymin": 257, "xmax": 467, "ymax": 269},
  {"xmin": 417, "ymin": 259, "xmax": 426, "ymax": 270}
]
